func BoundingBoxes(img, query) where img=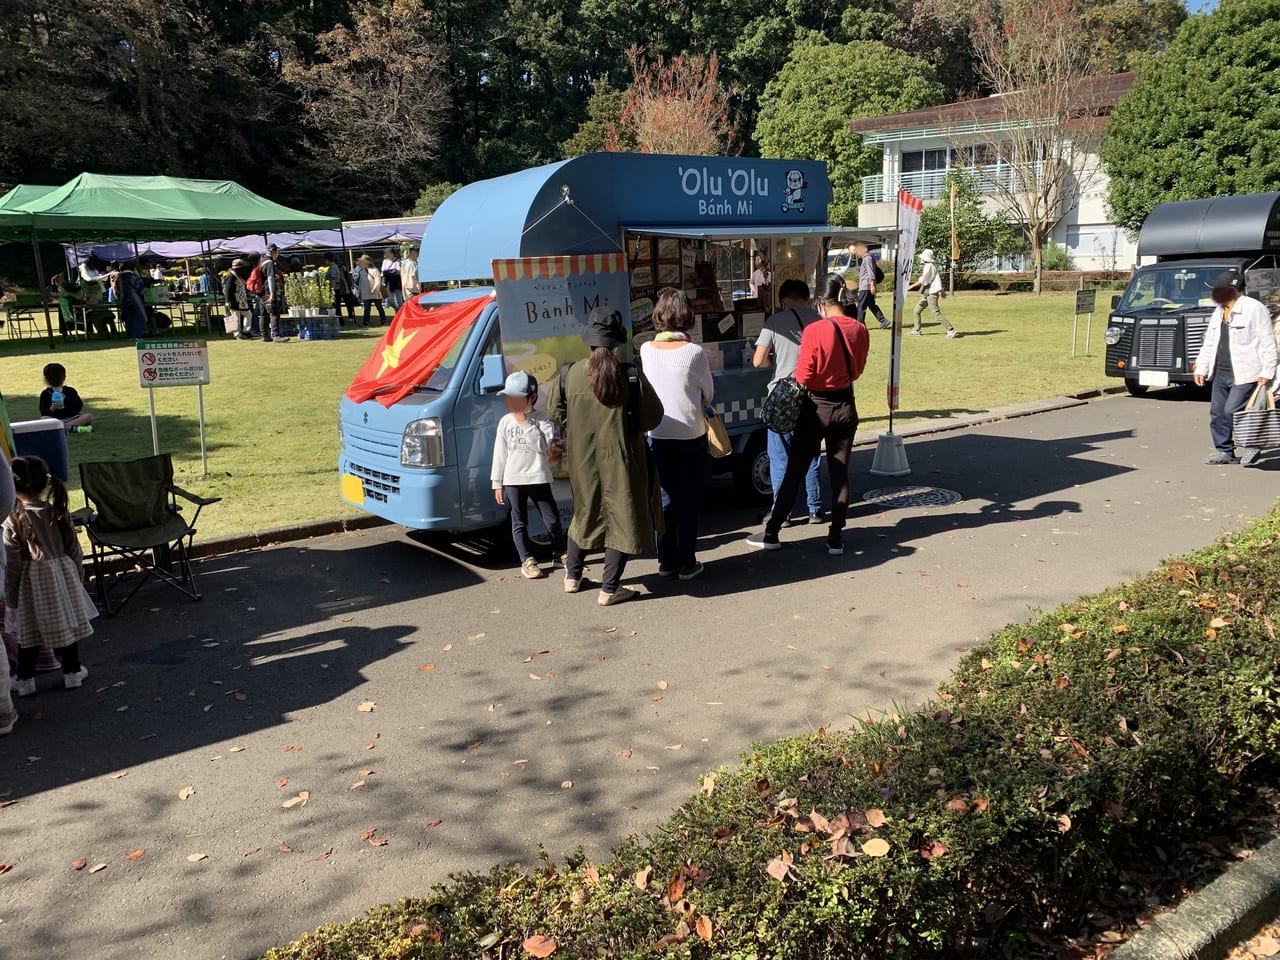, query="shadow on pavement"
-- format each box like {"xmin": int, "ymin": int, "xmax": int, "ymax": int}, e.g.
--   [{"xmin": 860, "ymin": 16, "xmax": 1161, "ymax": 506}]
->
[{"xmin": 3, "ymin": 536, "xmax": 486, "ymax": 800}]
